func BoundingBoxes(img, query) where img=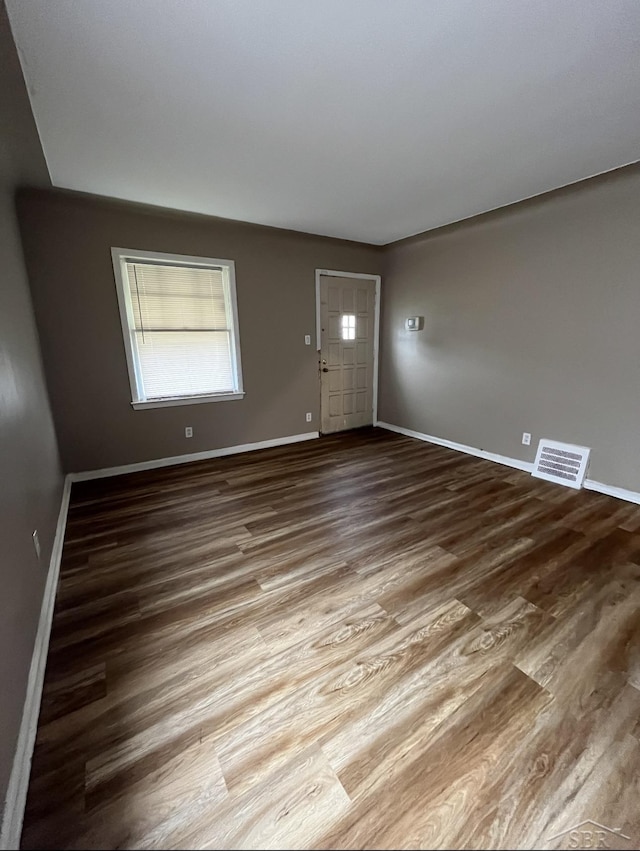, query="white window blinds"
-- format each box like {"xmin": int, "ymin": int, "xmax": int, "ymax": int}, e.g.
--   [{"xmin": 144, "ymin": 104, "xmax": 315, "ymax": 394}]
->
[{"xmin": 114, "ymin": 252, "xmax": 242, "ymax": 406}]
